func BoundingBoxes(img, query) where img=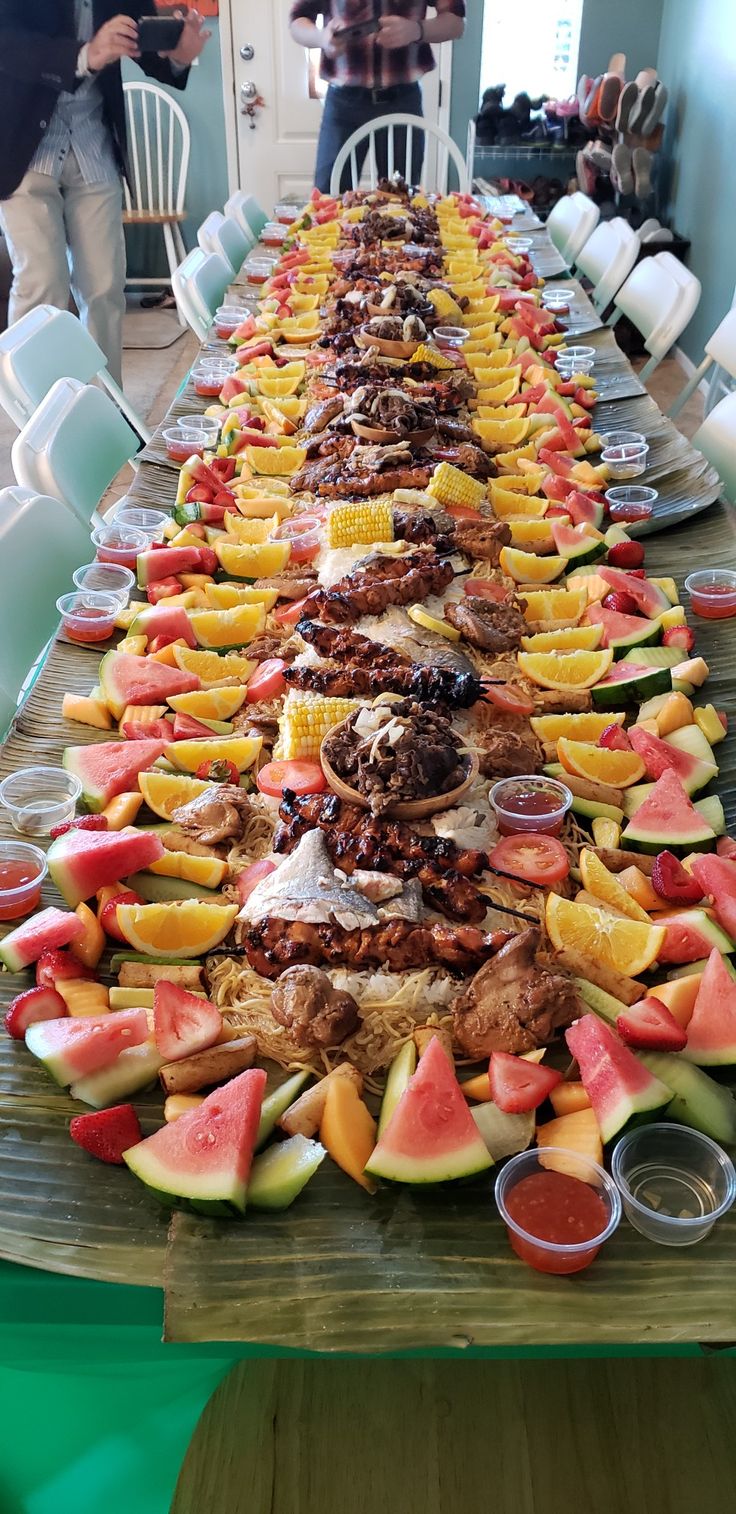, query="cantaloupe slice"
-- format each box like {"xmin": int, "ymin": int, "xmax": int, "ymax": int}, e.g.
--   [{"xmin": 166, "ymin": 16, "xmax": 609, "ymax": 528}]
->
[
  {"xmin": 62, "ymin": 693, "xmax": 112, "ymax": 731},
  {"xmin": 56, "ymin": 979, "xmax": 110, "ymax": 1017},
  {"xmin": 103, "ymin": 793, "xmax": 145, "ymax": 830},
  {"xmin": 617, "ymin": 866, "xmax": 662, "ymax": 914},
  {"xmin": 320, "ymin": 1076, "xmax": 377, "ymax": 1192},
  {"xmin": 549, "ymin": 1083, "xmax": 592, "ymax": 1117},
  {"xmin": 69, "ymin": 903, "xmax": 105, "ymax": 969},
  {"xmin": 649, "ymin": 973, "xmax": 702, "ymax": 1028},
  {"xmin": 537, "ymin": 1108, "xmax": 603, "ymax": 1174}
]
